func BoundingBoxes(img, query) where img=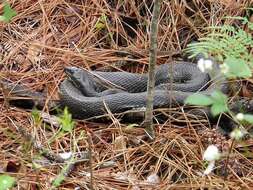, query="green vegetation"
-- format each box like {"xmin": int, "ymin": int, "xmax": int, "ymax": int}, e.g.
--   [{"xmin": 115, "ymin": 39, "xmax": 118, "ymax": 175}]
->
[
  {"xmin": 185, "ymin": 17, "xmax": 253, "ymax": 64},
  {"xmin": 0, "ymin": 2, "xmax": 16, "ymax": 23},
  {"xmin": 95, "ymin": 14, "xmax": 108, "ymax": 30},
  {"xmin": 185, "ymin": 90, "xmax": 229, "ymax": 117},
  {"xmin": 0, "ymin": 174, "xmax": 16, "ymax": 190},
  {"xmin": 185, "ymin": 16, "xmax": 253, "ymax": 175},
  {"xmin": 31, "ymin": 108, "xmax": 42, "ymax": 126},
  {"xmin": 58, "ymin": 107, "xmax": 75, "ymax": 133},
  {"xmin": 47, "ymin": 107, "xmax": 75, "ymax": 144},
  {"xmin": 185, "ymin": 16, "xmax": 253, "ymax": 120}
]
